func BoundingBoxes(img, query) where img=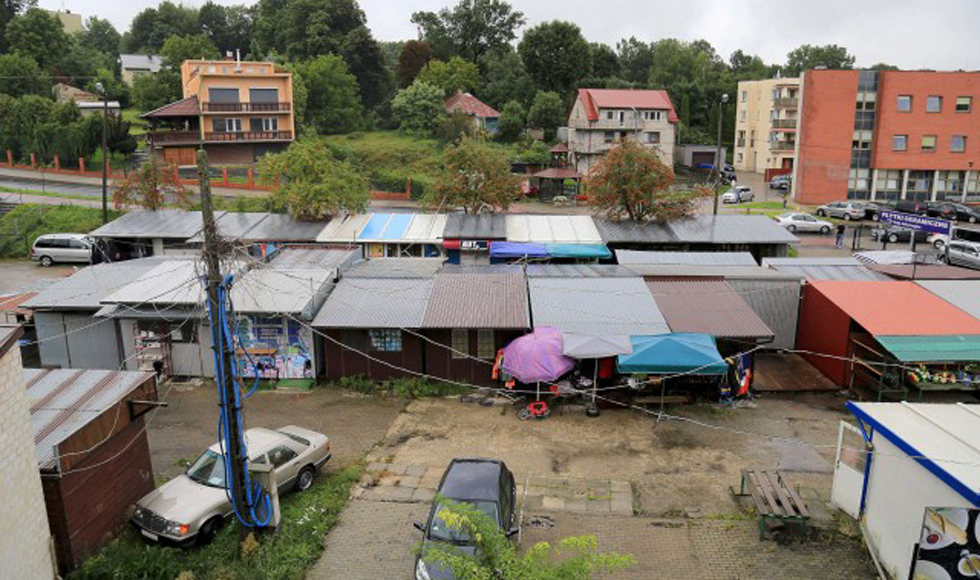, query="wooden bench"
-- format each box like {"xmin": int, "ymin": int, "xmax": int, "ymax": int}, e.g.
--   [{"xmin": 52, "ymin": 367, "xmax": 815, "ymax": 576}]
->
[{"xmin": 732, "ymin": 469, "xmax": 810, "ymax": 541}]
